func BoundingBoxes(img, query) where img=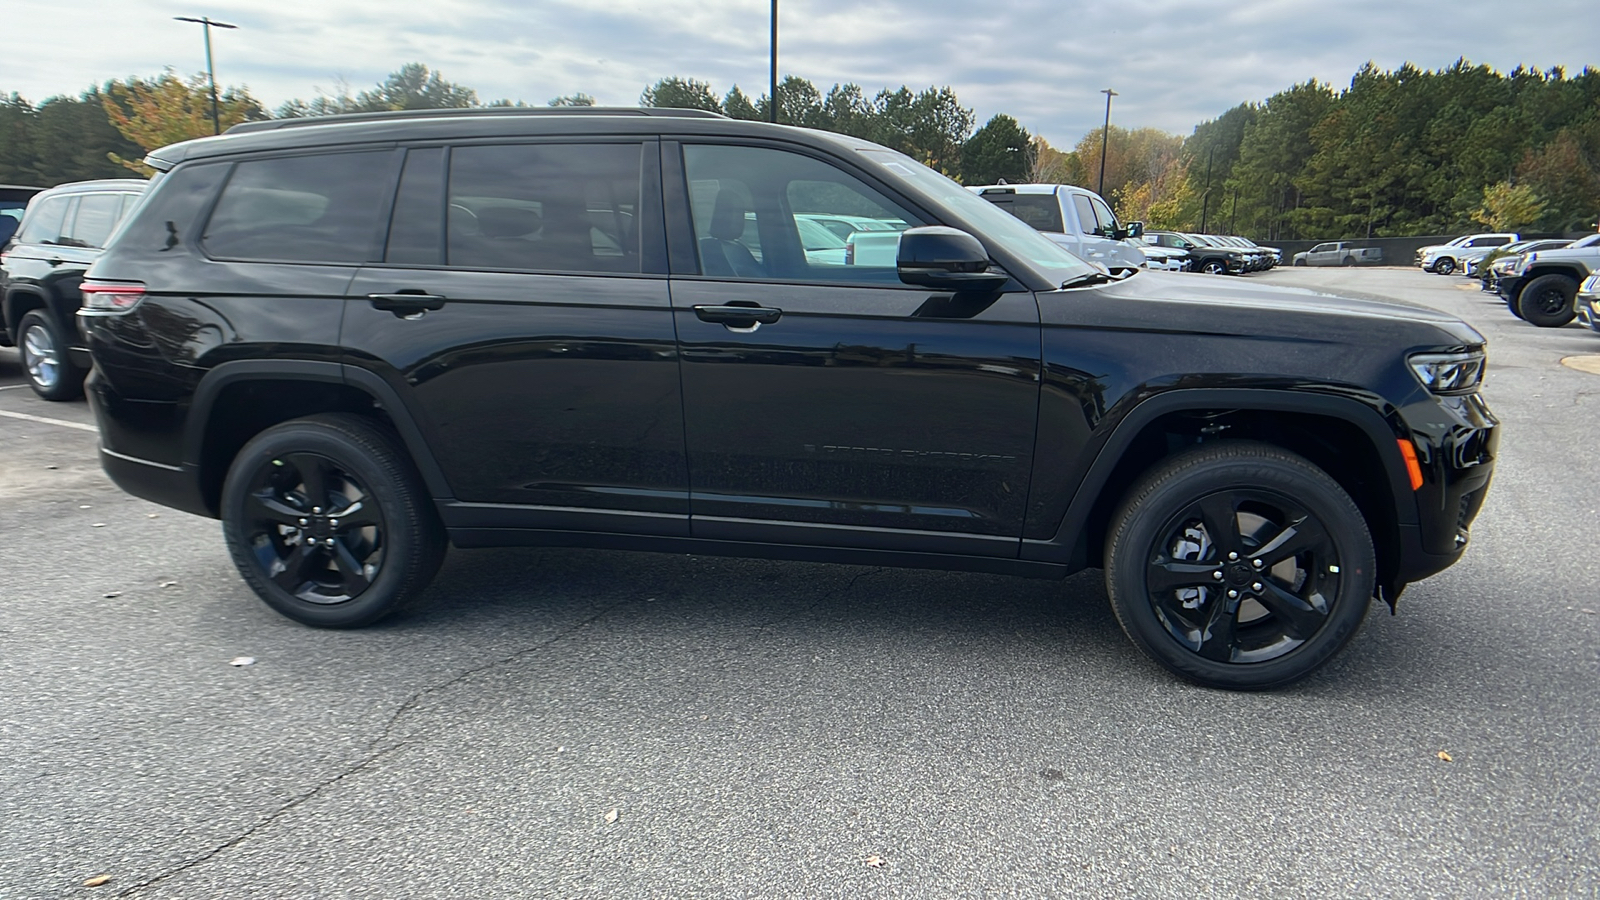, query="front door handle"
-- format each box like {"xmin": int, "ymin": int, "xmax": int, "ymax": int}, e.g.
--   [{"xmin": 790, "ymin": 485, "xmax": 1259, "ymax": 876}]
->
[
  {"xmin": 368, "ymin": 292, "xmax": 447, "ymax": 317},
  {"xmin": 693, "ymin": 304, "xmax": 782, "ymax": 328}
]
